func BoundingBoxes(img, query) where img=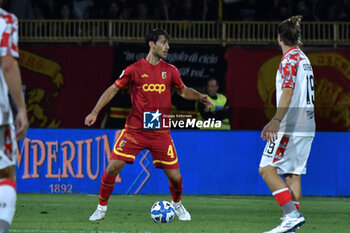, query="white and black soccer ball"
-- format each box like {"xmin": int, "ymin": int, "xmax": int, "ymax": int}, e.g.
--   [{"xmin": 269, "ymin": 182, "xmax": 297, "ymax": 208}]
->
[{"xmin": 150, "ymin": 200, "xmax": 175, "ymax": 223}]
